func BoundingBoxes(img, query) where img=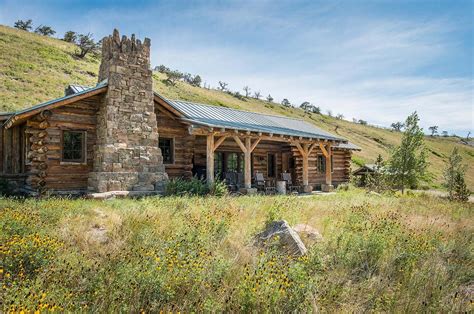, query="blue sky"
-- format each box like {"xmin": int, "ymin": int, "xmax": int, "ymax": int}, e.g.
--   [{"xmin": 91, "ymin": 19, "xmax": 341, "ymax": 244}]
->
[{"xmin": 1, "ymin": 0, "xmax": 473, "ymax": 135}]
